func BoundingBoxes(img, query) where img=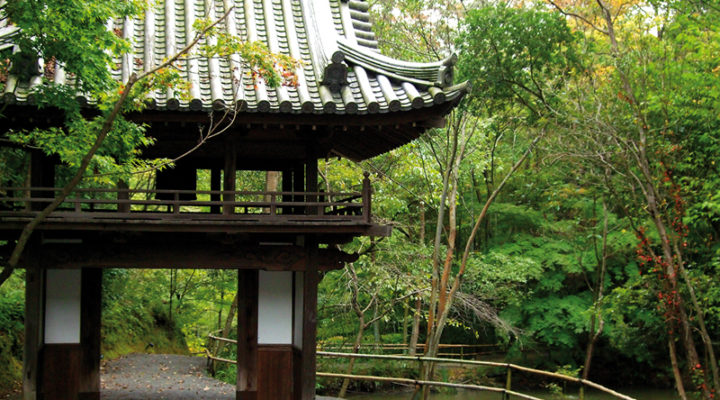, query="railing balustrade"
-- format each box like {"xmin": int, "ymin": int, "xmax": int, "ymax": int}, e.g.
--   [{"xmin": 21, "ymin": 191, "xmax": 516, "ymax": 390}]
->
[{"xmin": 0, "ymin": 177, "xmax": 371, "ymax": 224}]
